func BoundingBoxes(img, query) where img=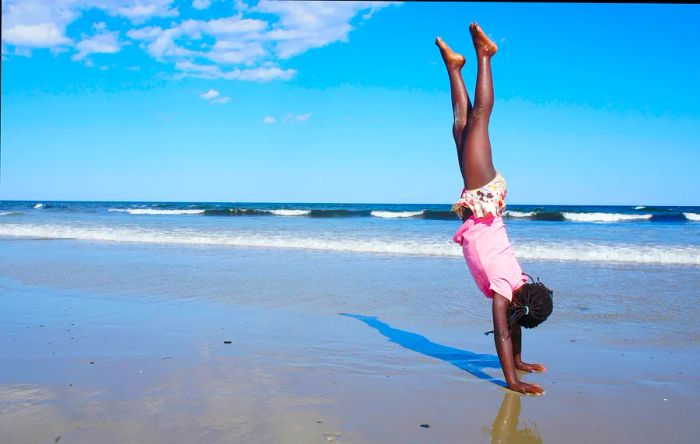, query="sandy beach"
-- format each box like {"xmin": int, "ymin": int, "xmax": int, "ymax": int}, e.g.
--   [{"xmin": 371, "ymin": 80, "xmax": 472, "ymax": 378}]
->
[
  {"xmin": 3, "ymin": 0, "xmax": 699, "ymax": 442},
  {"xmin": 1, "ymin": 238, "xmax": 698, "ymax": 443}
]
